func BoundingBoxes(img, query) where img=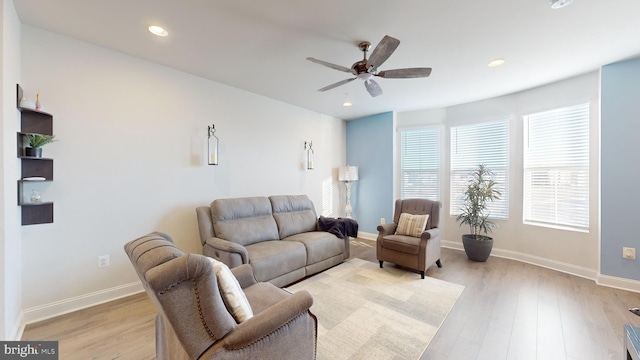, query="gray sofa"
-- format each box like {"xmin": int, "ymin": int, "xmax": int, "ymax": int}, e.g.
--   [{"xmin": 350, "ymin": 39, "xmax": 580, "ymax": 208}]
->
[{"xmin": 196, "ymin": 195, "xmax": 350, "ymax": 287}]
